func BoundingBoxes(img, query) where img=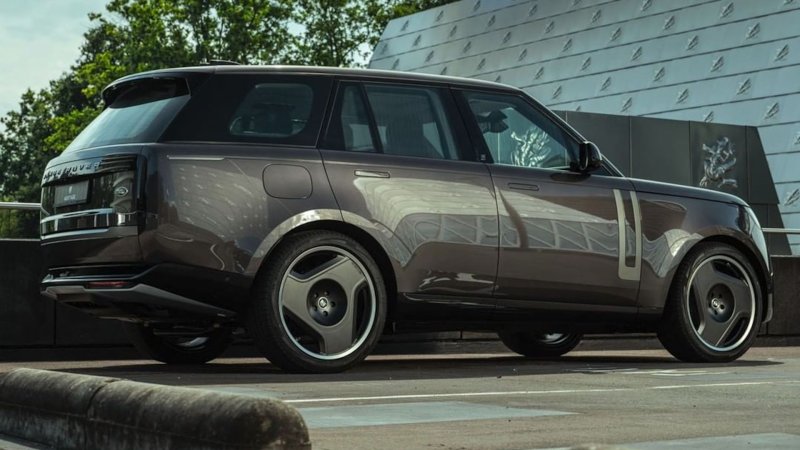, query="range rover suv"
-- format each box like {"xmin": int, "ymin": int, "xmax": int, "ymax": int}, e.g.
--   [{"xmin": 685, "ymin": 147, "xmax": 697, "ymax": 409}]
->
[{"xmin": 40, "ymin": 66, "xmax": 772, "ymax": 373}]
